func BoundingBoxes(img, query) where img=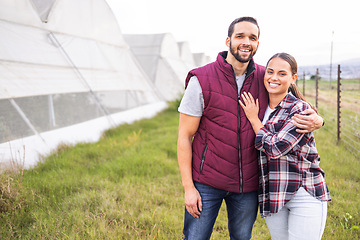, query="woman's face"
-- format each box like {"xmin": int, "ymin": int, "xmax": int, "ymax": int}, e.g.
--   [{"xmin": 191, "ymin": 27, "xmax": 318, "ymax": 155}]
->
[{"xmin": 264, "ymin": 57, "xmax": 297, "ymax": 97}]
